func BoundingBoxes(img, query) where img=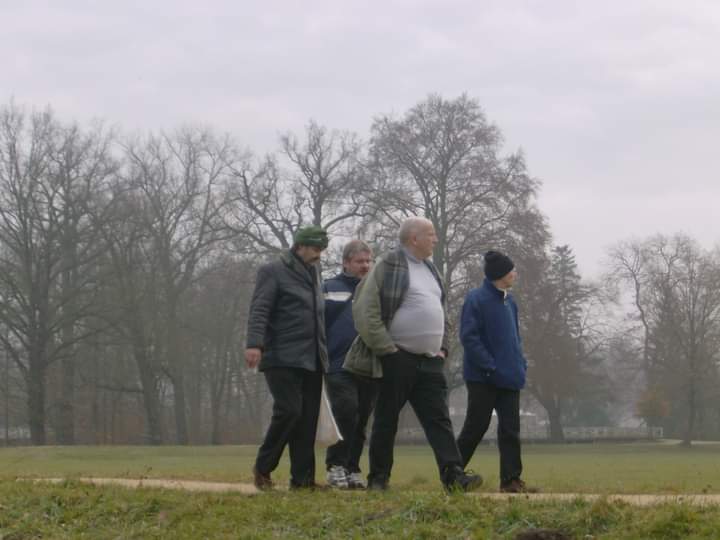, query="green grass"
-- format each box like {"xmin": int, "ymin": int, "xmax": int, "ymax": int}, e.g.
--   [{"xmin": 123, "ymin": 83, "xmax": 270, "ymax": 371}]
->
[
  {"xmin": 2, "ymin": 479, "xmax": 720, "ymax": 539},
  {"xmin": 2, "ymin": 442, "xmax": 720, "ymax": 494},
  {"xmin": 2, "ymin": 443, "xmax": 720, "ymax": 538}
]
